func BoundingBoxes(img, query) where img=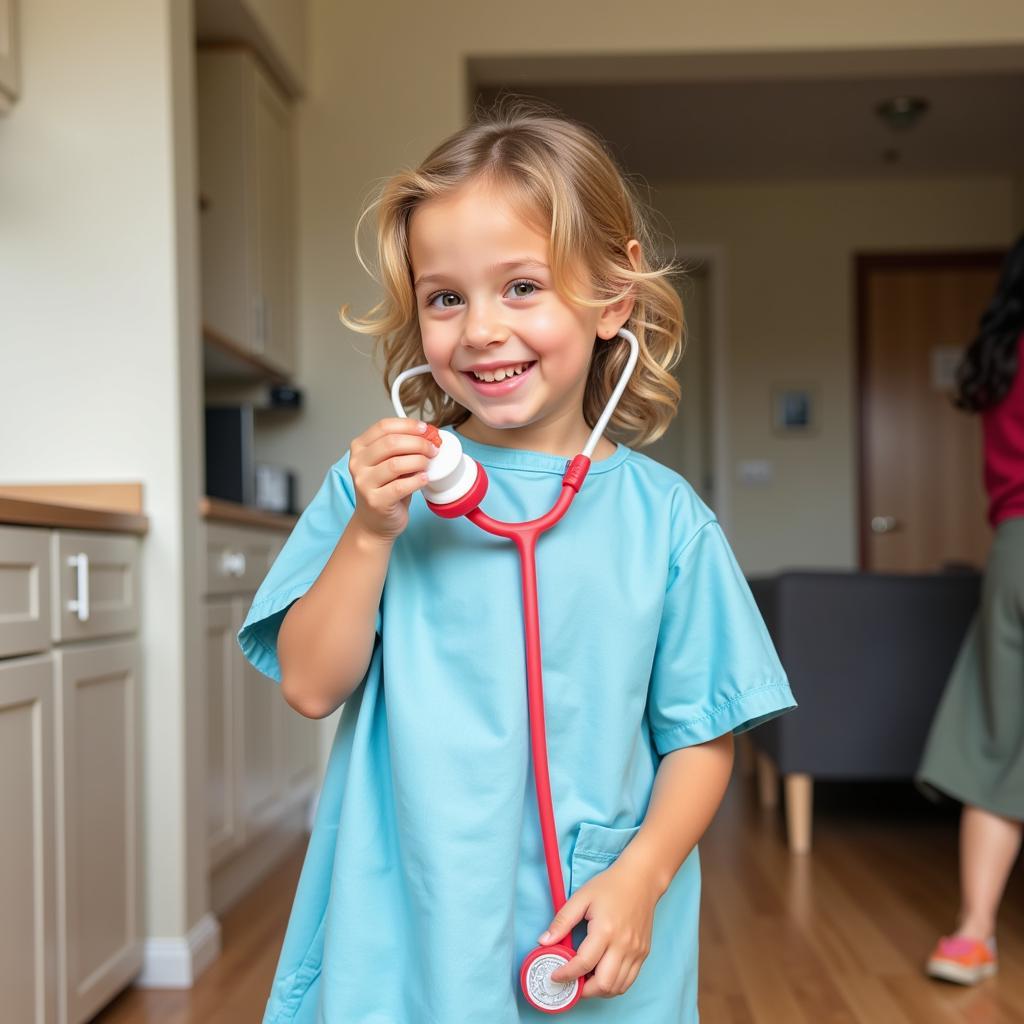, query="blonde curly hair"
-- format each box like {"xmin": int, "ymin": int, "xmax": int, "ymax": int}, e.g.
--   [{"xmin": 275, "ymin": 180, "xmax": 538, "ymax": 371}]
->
[{"xmin": 339, "ymin": 95, "xmax": 686, "ymax": 447}]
